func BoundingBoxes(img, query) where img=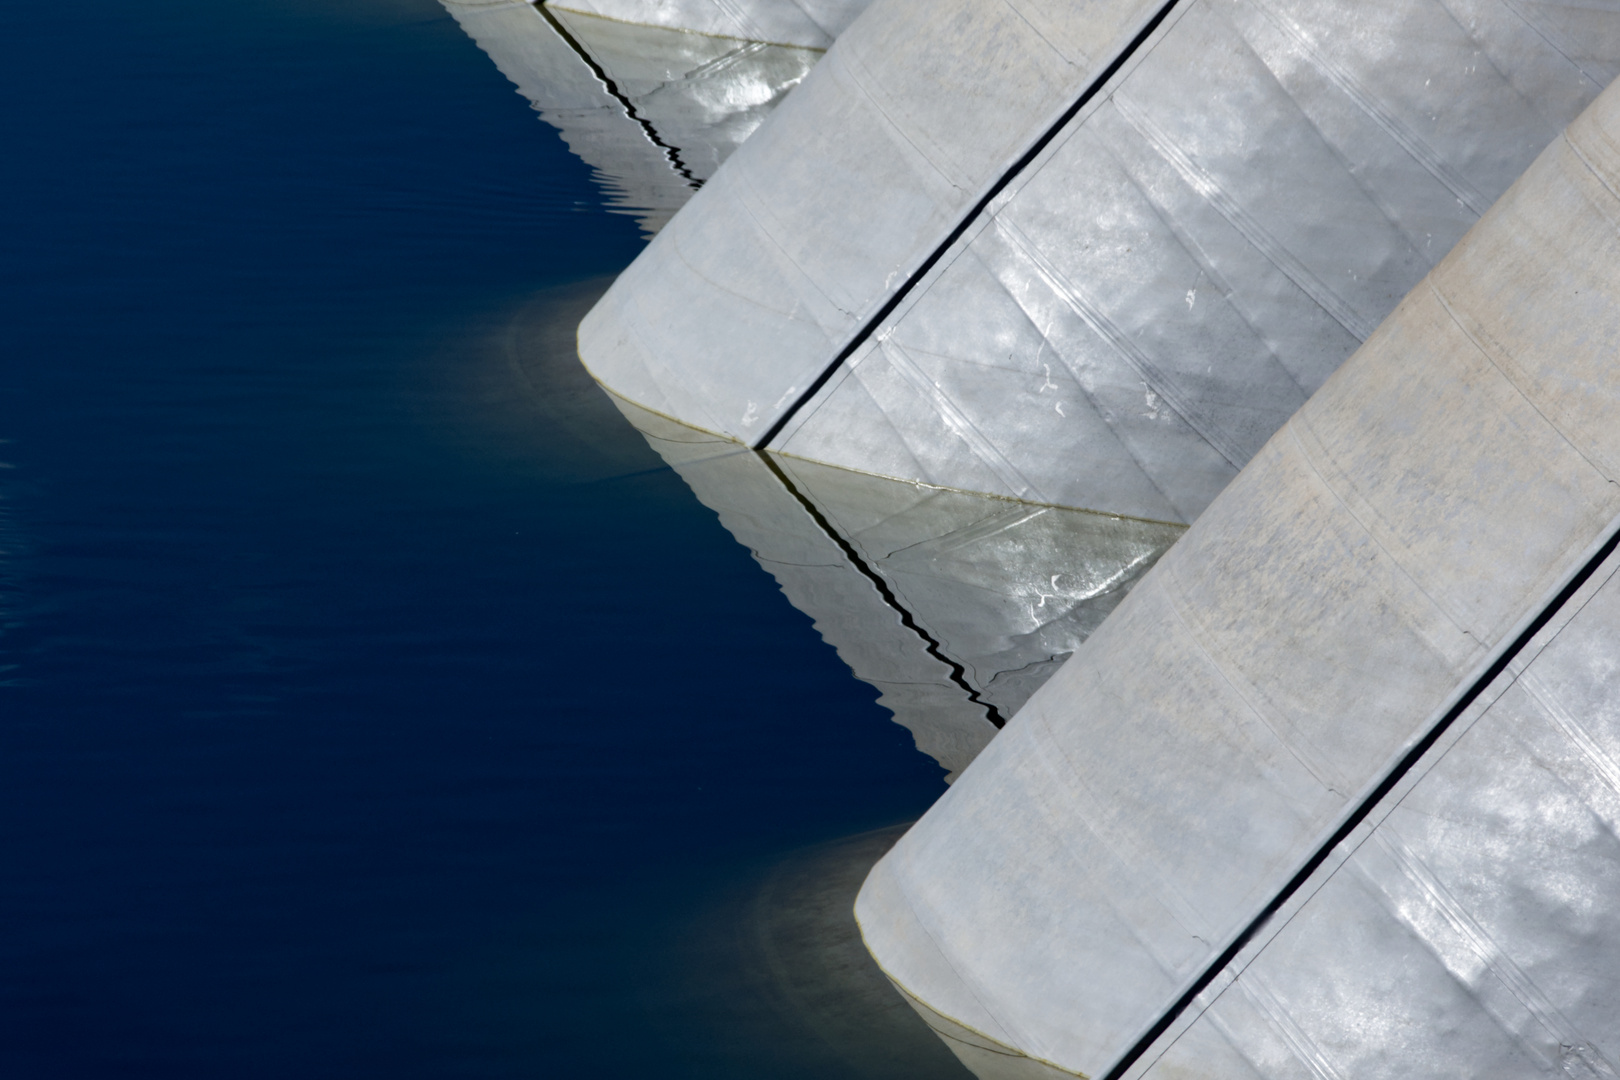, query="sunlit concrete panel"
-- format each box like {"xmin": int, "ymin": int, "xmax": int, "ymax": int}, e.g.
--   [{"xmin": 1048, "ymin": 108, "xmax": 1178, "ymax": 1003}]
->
[
  {"xmin": 857, "ymin": 79, "xmax": 1620, "ymax": 1078},
  {"xmin": 583, "ymin": 0, "xmax": 1620, "ymax": 519},
  {"xmin": 1146, "ymin": 552, "xmax": 1620, "ymax": 1079},
  {"xmin": 551, "ymin": 0, "xmax": 872, "ymax": 48},
  {"xmin": 442, "ymin": 0, "xmax": 816, "ymax": 234},
  {"xmin": 777, "ymin": 0, "xmax": 1620, "ymax": 521}
]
